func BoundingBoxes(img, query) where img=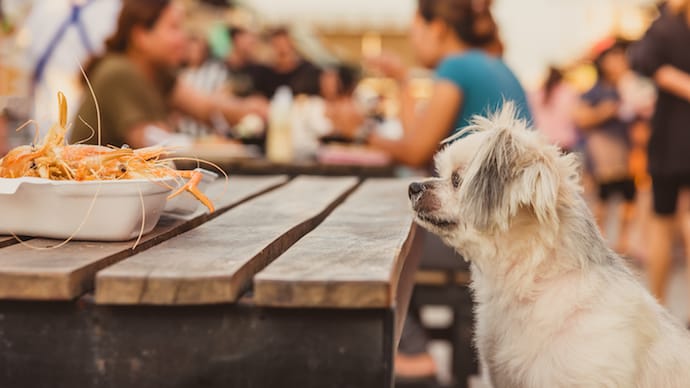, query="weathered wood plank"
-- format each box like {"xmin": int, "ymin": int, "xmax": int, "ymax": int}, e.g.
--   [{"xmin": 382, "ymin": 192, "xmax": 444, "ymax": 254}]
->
[
  {"xmin": 94, "ymin": 176, "xmax": 359, "ymax": 305},
  {"xmin": 254, "ymin": 179, "xmax": 415, "ymax": 308},
  {"xmin": 0, "ymin": 176, "xmax": 288, "ymax": 300}
]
